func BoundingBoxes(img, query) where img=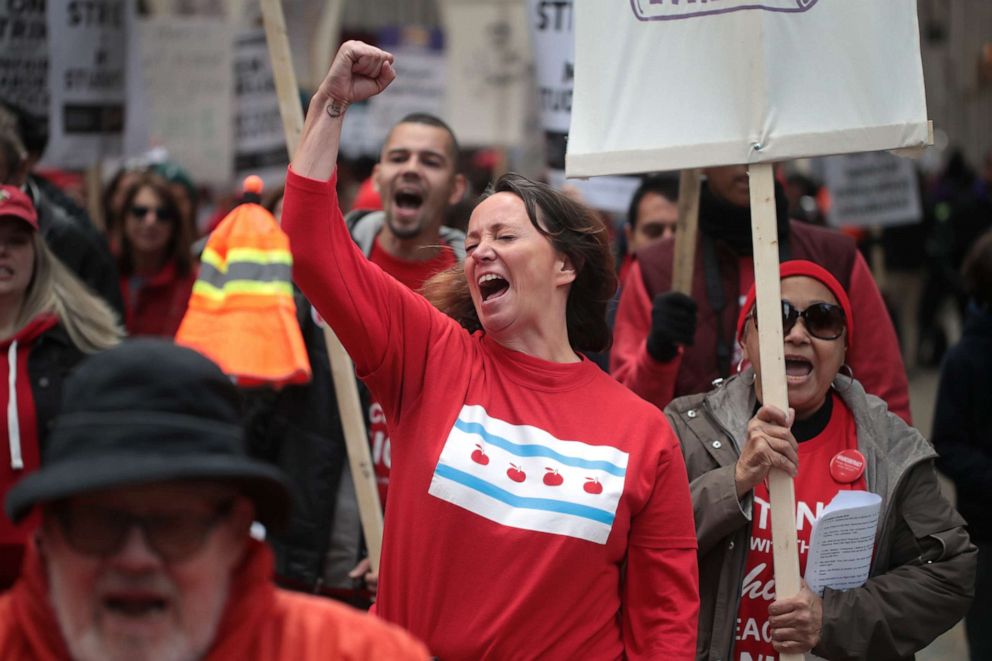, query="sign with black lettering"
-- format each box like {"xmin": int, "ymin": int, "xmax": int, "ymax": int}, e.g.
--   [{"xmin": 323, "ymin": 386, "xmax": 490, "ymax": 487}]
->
[
  {"xmin": 0, "ymin": 0, "xmax": 49, "ymax": 120},
  {"xmin": 527, "ymin": 0, "xmax": 637, "ymax": 213},
  {"xmin": 233, "ymin": 28, "xmax": 286, "ymax": 184},
  {"xmin": 823, "ymin": 152, "xmax": 922, "ymax": 228},
  {"xmin": 43, "ymin": 0, "xmax": 125, "ymax": 168}
]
